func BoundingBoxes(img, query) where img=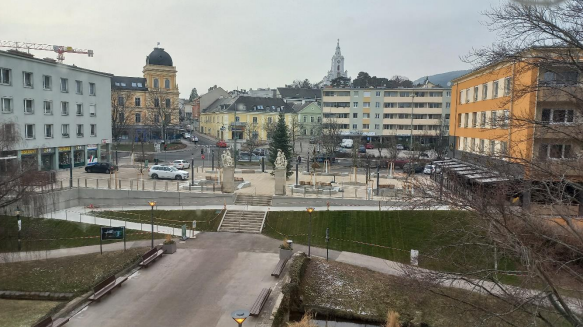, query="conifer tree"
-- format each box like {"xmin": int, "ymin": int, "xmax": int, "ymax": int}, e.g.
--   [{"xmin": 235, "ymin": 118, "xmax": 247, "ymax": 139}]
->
[{"xmin": 268, "ymin": 113, "xmax": 293, "ymax": 177}]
